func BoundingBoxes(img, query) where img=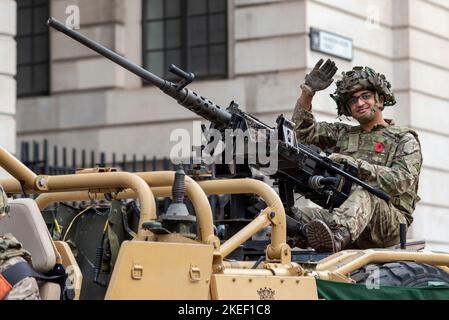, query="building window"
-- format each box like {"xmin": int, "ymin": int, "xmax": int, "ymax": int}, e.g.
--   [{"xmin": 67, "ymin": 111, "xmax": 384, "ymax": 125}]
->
[
  {"xmin": 142, "ymin": 0, "xmax": 228, "ymax": 81},
  {"xmin": 16, "ymin": 0, "xmax": 50, "ymax": 97}
]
